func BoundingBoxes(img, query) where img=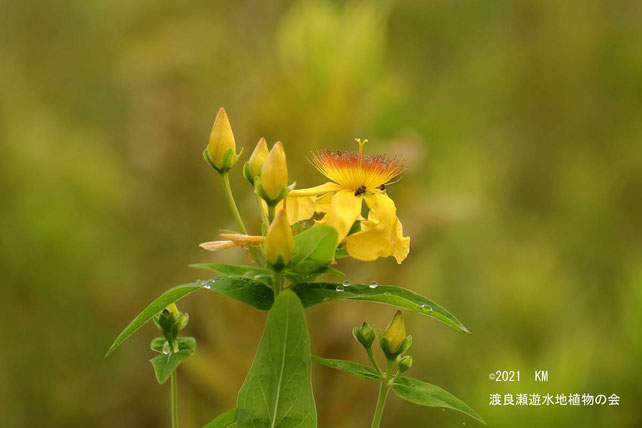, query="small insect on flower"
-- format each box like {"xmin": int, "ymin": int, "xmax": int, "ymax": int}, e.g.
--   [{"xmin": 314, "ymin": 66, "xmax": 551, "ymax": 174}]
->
[{"xmin": 288, "ymin": 139, "xmax": 410, "ymax": 263}]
